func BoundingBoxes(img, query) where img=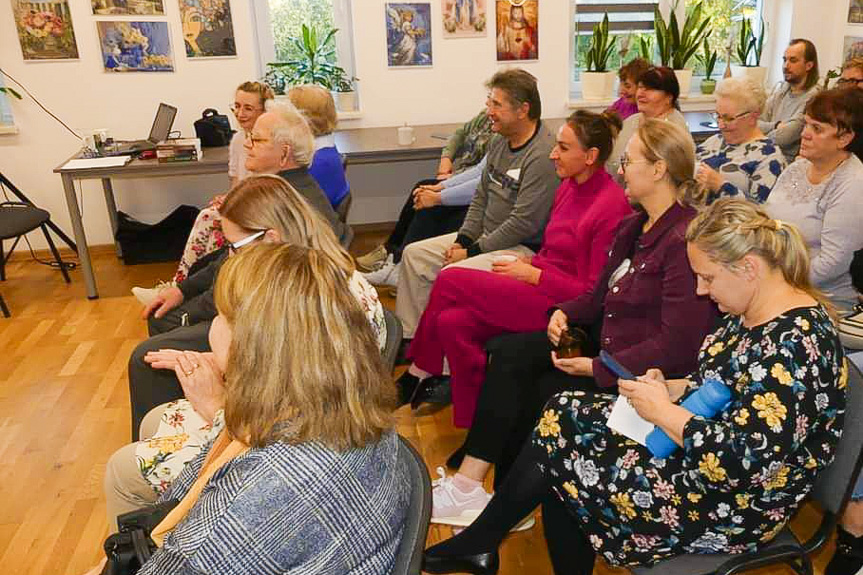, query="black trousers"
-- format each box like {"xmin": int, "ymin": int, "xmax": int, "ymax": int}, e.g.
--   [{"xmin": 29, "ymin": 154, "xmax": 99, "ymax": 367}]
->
[
  {"xmin": 463, "ymin": 329, "xmax": 599, "ymax": 489},
  {"xmin": 128, "ymin": 302, "xmax": 212, "ymax": 441},
  {"xmin": 385, "ymin": 178, "xmax": 470, "ymax": 263}
]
